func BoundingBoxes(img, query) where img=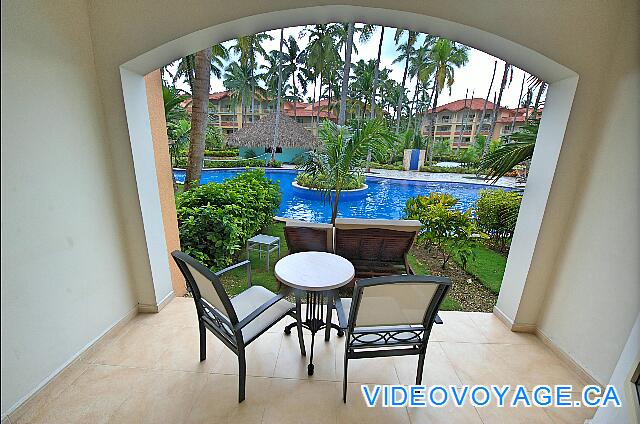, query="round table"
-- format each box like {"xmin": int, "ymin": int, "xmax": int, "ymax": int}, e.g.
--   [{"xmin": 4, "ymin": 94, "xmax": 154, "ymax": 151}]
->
[{"xmin": 274, "ymin": 252, "xmax": 355, "ymax": 375}]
